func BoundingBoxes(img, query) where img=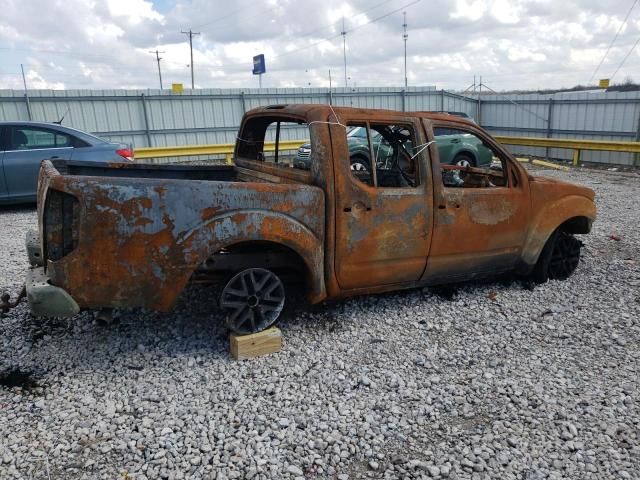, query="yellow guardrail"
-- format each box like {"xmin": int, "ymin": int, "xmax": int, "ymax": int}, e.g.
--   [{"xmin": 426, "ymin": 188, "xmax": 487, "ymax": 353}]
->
[
  {"xmin": 135, "ymin": 140, "xmax": 306, "ymax": 164},
  {"xmin": 135, "ymin": 136, "xmax": 639, "ymax": 167},
  {"xmin": 493, "ymin": 135, "xmax": 640, "ymax": 165}
]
